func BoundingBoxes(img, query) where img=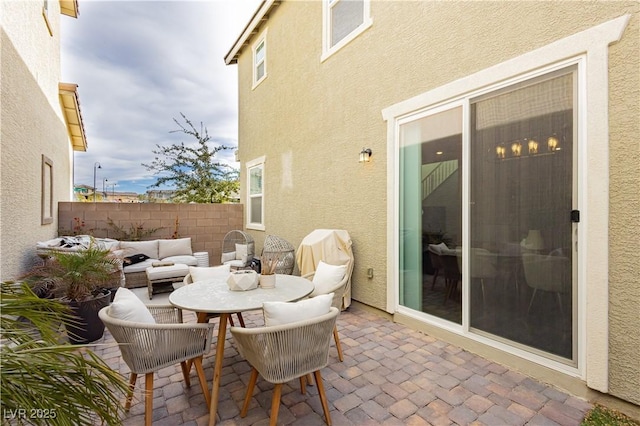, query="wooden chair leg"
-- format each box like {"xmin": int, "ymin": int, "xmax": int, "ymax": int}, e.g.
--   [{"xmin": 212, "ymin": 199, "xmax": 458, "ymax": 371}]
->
[
  {"xmin": 144, "ymin": 373, "xmax": 154, "ymax": 426},
  {"xmin": 299, "ymin": 376, "xmax": 306, "ymax": 394},
  {"xmin": 269, "ymin": 383, "xmax": 282, "ymax": 426},
  {"xmin": 180, "ymin": 361, "xmax": 191, "ymax": 387},
  {"xmin": 333, "ymin": 325, "xmax": 344, "ymax": 362},
  {"xmin": 241, "ymin": 368, "xmax": 259, "ymax": 418},
  {"xmin": 237, "ymin": 312, "xmax": 246, "ymax": 327},
  {"xmin": 314, "ymin": 370, "xmax": 332, "ymax": 426},
  {"xmin": 193, "ymin": 356, "xmax": 210, "ymax": 407},
  {"xmin": 125, "ymin": 373, "xmax": 137, "ymax": 411},
  {"xmin": 431, "ymin": 269, "xmax": 439, "ymax": 290}
]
